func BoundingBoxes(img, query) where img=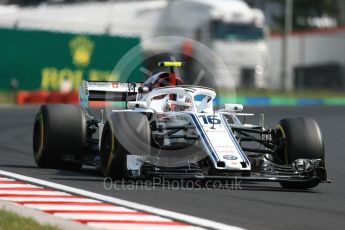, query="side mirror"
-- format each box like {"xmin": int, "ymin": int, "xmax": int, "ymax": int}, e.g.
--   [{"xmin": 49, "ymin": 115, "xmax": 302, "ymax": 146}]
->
[
  {"xmin": 224, "ymin": 104, "xmax": 243, "ymax": 112},
  {"xmin": 127, "ymin": 101, "xmax": 147, "ymax": 109}
]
